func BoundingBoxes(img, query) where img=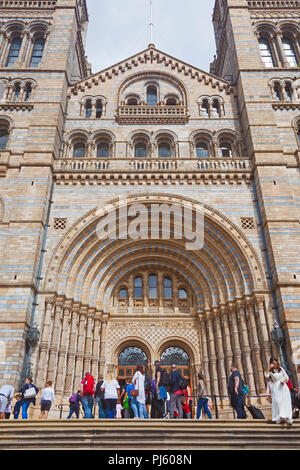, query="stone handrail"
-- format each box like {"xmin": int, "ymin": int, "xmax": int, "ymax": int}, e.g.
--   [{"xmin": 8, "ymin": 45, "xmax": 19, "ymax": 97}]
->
[
  {"xmin": 116, "ymin": 104, "xmax": 189, "ymax": 124},
  {"xmin": 54, "ymin": 158, "xmax": 251, "ymax": 173}
]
